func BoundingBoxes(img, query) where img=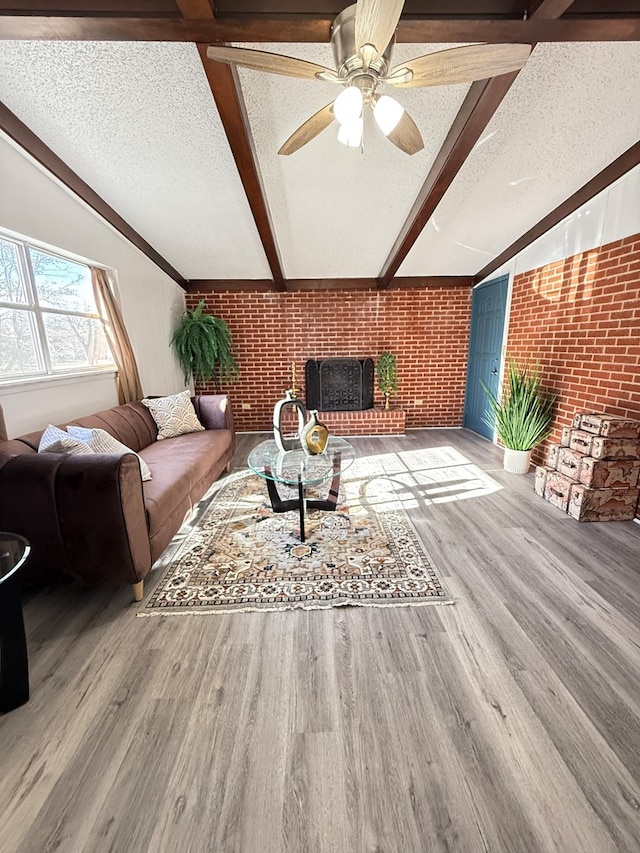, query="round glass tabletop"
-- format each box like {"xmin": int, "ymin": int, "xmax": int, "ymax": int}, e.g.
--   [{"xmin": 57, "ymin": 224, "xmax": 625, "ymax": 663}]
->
[
  {"xmin": 0, "ymin": 532, "xmax": 30, "ymax": 586},
  {"xmin": 248, "ymin": 436, "xmax": 356, "ymax": 486}
]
